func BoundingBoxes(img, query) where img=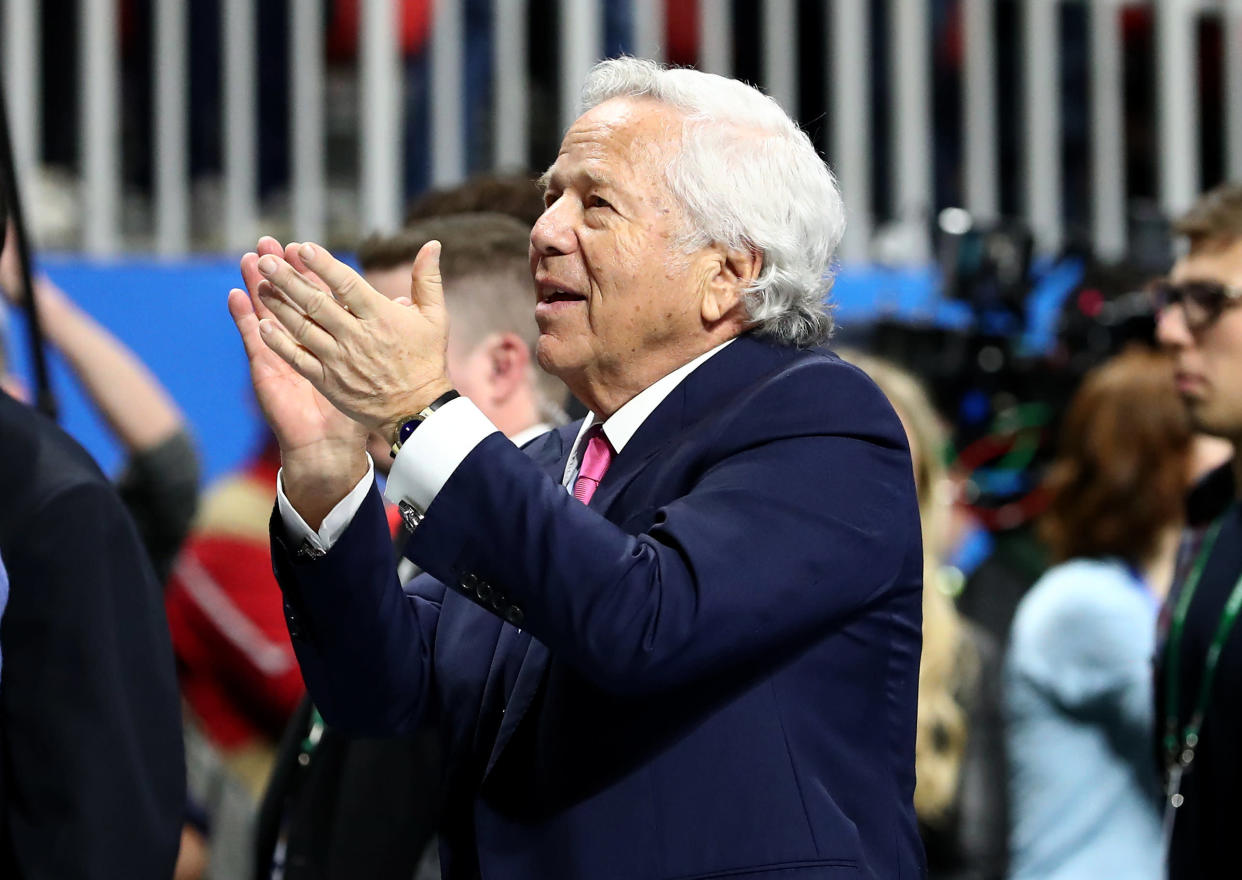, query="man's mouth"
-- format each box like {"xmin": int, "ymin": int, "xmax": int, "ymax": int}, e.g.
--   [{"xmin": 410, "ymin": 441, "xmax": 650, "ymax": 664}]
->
[
  {"xmin": 541, "ymin": 290, "xmax": 586, "ymax": 304},
  {"xmin": 535, "ymin": 277, "xmax": 587, "ymax": 306}
]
